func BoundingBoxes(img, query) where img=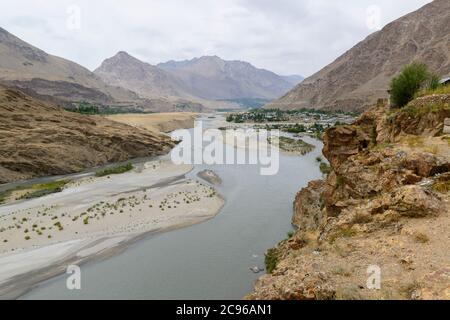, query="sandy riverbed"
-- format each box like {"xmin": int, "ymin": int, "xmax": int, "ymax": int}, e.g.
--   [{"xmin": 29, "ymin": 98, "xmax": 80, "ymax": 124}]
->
[
  {"xmin": 0, "ymin": 159, "xmax": 224, "ymax": 299},
  {"xmin": 106, "ymin": 112, "xmax": 197, "ymax": 133}
]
